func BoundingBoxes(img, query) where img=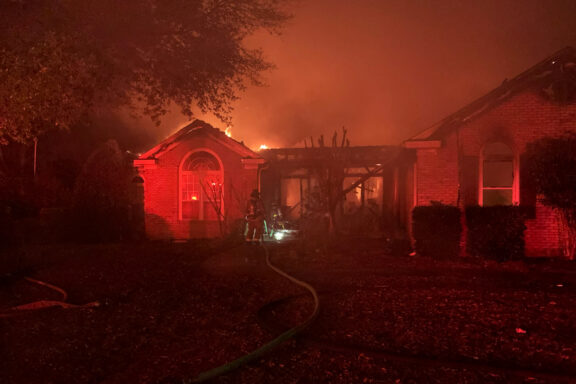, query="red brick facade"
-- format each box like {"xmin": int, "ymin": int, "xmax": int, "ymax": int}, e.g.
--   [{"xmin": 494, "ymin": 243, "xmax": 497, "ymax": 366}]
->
[
  {"xmin": 135, "ymin": 49, "xmax": 576, "ymax": 256},
  {"xmin": 134, "ymin": 121, "xmax": 263, "ymax": 240},
  {"xmin": 408, "ymin": 81, "xmax": 576, "ymax": 257}
]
